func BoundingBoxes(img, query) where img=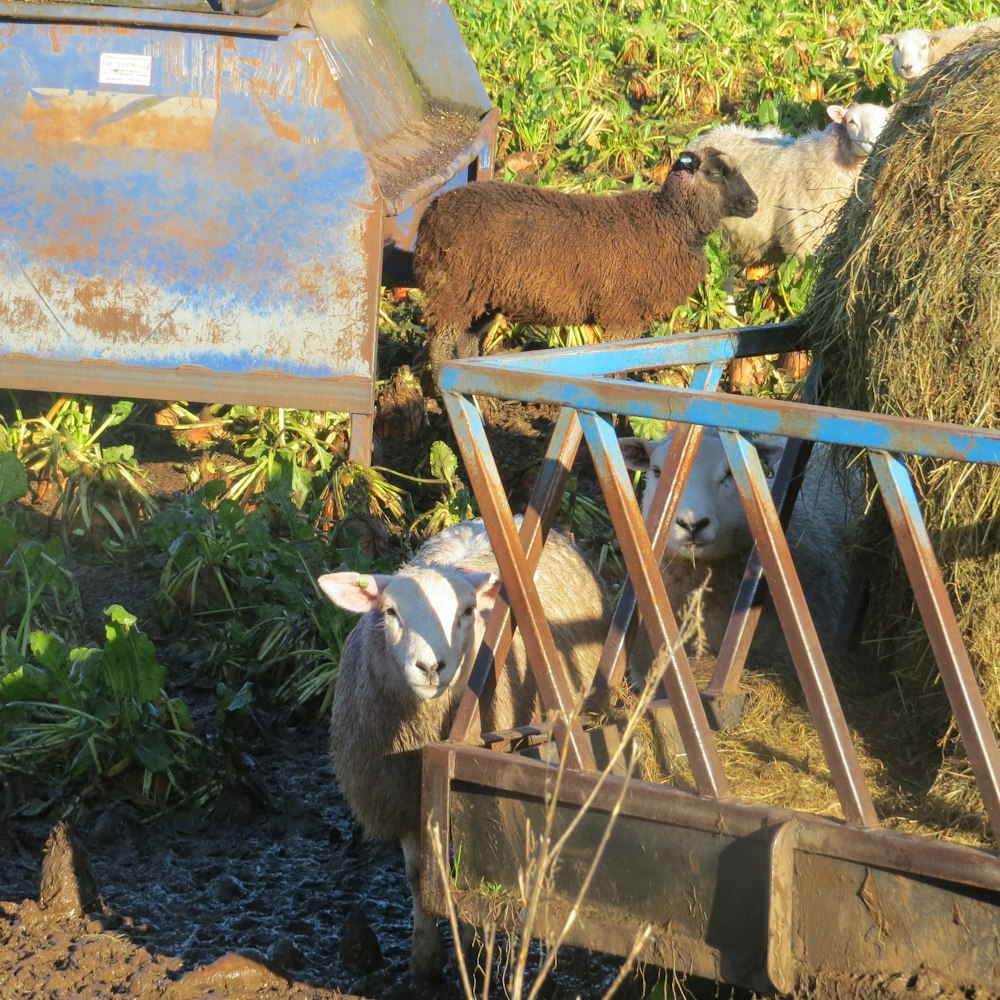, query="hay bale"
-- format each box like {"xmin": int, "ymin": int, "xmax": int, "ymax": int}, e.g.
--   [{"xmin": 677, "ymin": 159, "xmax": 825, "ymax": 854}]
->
[{"xmin": 802, "ymin": 41, "xmax": 1000, "ymax": 786}]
